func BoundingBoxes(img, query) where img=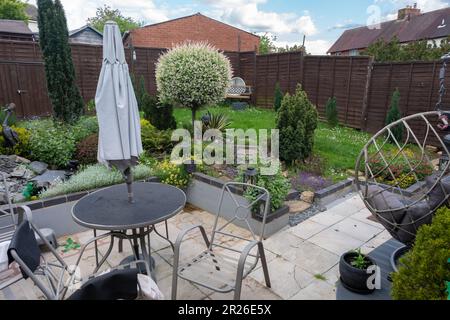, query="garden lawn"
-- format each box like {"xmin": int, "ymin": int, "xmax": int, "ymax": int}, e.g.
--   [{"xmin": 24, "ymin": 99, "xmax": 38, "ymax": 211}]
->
[{"xmin": 174, "ymin": 106, "xmax": 371, "ymax": 179}]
